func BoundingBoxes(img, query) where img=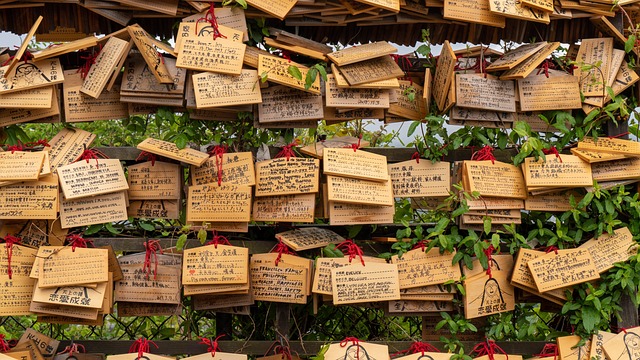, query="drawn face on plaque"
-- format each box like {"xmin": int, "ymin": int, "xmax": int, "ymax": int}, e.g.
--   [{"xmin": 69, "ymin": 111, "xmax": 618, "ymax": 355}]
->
[
  {"xmin": 416, "ymin": 355, "xmax": 435, "ymax": 360},
  {"xmin": 624, "ymin": 333, "xmax": 640, "ymax": 360},
  {"xmin": 340, "ymin": 345, "xmax": 375, "ymax": 360},
  {"xmin": 12, "ymin": 63, "xmax": 50, "ymax": 88}
]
